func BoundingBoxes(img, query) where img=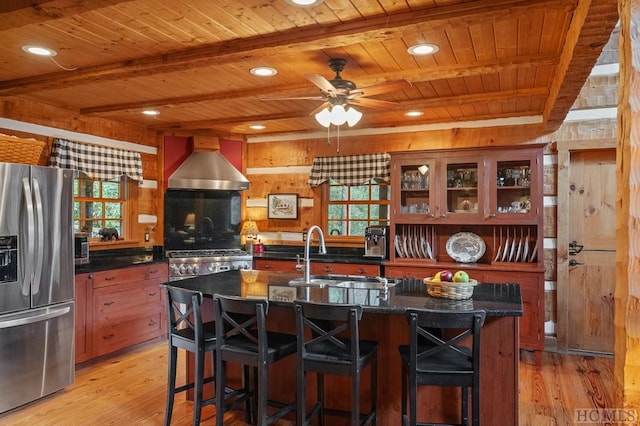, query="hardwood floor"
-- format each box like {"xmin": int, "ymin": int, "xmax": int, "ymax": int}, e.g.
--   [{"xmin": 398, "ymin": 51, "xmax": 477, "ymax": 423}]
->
[{"xmin": 0, "ymin": 340, "xmax": 614, "ymax": 425}]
